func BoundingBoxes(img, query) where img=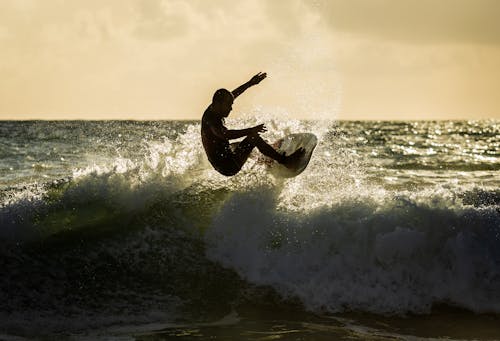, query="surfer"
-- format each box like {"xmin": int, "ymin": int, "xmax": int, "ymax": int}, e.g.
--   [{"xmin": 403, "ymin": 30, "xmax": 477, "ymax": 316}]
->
[{"xmin": 201, "ymin": 72, "xmax": 304, "ymax": 176}]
